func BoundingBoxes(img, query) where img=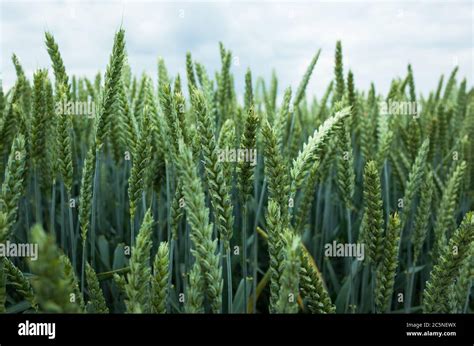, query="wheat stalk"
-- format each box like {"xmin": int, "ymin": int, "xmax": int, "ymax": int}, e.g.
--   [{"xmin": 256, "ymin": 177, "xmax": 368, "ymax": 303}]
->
[
  {"xmin": 193, "ymin": 89, "xmax": 234, "ymax": 250},
  {"xmin": 124, "ymin": 209, "xmax": 153, "ymax": 313},
  {"xmin": 291, "ymin": 107, "xmax": 350, "ymax": 194},
  {"xmin": 28, "ymin": 225, "xmax": 81, "ymax": 312},
  {"xmin": 423, "ymin": 212, "xmax": 474, "ymax": 313},
  {"xmin": 359, "ymin": 160, "xmax": 384, "ymax": 265},
  {"xmin": 375, "ymin": 213, "xmax": 401, "ymax": 312},
  {"xmin": 85, "ymin": 262, "xmax": 109, "ymax": 313},
  {"xmin": 176, "ymin": 140, "xmax": 223, "ymax": 313},
  {"xmin": 0, "ymin": 135, "xmax": 26, "ymax": 243},
  {"xmin": 276, "ymin": 230, "xmax": 301, "ymax": 313},
  {"xmin": 151, "ymin": 242, "xmax": 169, "ymax": 313}
]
